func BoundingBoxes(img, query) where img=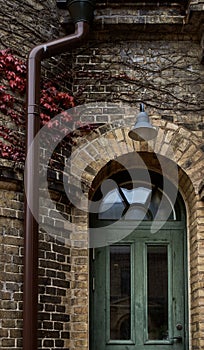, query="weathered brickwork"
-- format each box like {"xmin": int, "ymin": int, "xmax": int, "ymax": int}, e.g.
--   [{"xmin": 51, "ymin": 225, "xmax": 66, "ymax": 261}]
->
[
  {"xmin": 0, "ymin": 1, "xmax": 204, "ymax": 350},
  {"xmin": 72, "ymin": 40, "xmax": 204, "ymax": 136},
  {"xmin": 38, "ymin": 230, "xmax": 71, "ymax": 350},
  {"xmin": 0, "ymin": 180, "xmax": 24, "ymax": 350}
]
